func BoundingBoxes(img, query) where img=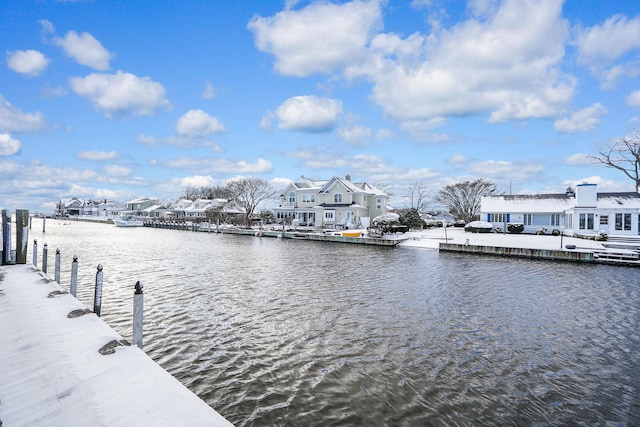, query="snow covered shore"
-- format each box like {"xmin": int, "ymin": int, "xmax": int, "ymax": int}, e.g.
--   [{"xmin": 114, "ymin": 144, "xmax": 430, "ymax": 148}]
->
[
  {"xmin": 0, "ymin": 264, "xmax": 233, "ymax": 427},
  {"xmin": 398, "ymin": 226, "xmax": 607, "ymax": 251}
]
